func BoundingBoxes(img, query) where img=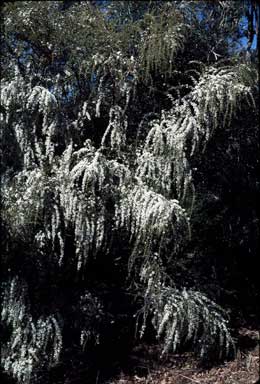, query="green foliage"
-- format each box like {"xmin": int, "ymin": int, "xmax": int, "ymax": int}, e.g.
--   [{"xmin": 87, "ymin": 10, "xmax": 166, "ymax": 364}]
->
[{"xmin": 1, "ymin": 1, "xmax": 259, "ymax": 383}]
